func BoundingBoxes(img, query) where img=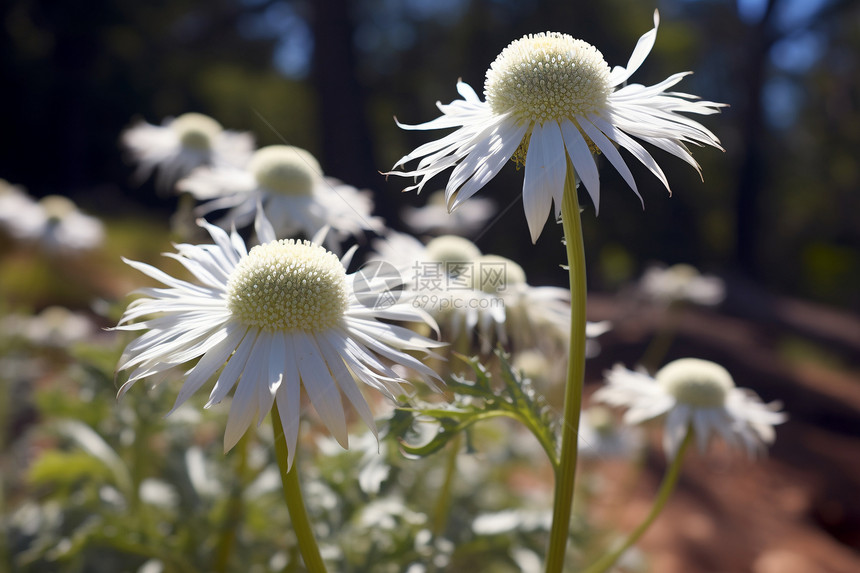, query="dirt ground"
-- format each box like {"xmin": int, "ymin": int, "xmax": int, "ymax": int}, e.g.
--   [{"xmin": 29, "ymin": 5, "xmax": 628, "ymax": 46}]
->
[{"xmin": 584, "ymin": 284, "xmax": 860, "ymax": 573}]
